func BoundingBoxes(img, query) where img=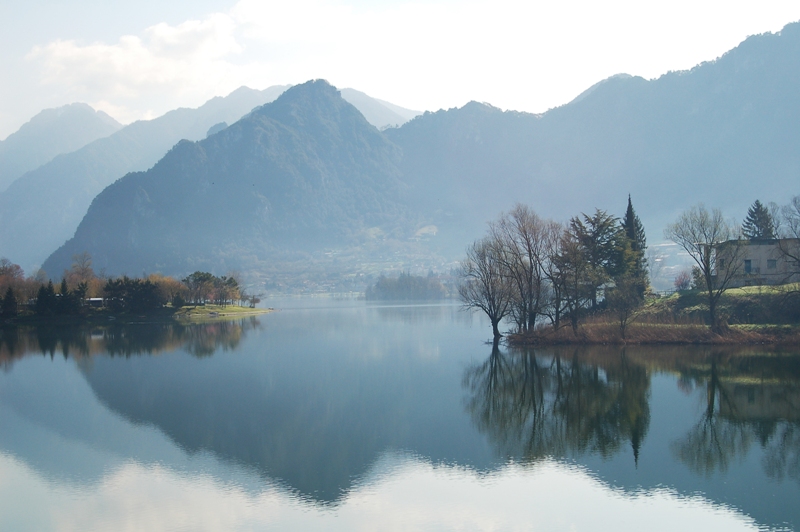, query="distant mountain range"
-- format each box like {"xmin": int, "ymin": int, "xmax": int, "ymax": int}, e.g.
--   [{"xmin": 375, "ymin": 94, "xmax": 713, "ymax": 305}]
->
[
  {"xmin": 22, "ymin": 22, "xmax": 800, "ymax": 280},
  {"xmin": 0, "ymin": 84, "xmax": 421, "ymax": 272},
  {"xmin": 0, "ymin": 103, "xmax": 121, "ymax": 192},
  {"xmin": 44, "ymin": 80, "xmax": 419, "ymax": 276}
]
